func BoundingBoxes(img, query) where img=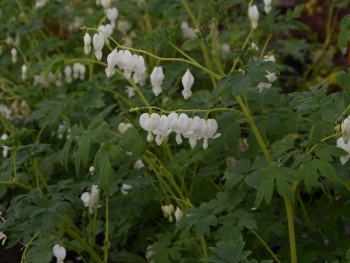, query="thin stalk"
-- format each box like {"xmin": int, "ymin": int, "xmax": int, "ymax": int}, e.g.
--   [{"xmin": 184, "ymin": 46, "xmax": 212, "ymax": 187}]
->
[
  {"xmin": 200, "ymin": 237, "xmax": 208, "ymax": 263},
  {"xmin": 13, "ymin": 146, "xmax": 17, "ymax": 182},
  {"xmin": 0, "ymin": 181, "xmax": 32, "ymax": 191},
  {"xmin": 236, "ymin": 95, "xmax": 297, "ymax": 263},
  {"xmin": 103, "ymin": 195, "xmax": 110, "ymax": 263},
  {"xmin": 259, "ymin": 34, "xmax": 272, "ymax": 59},
  {"xmin": 0, "ymin": 116, "xmax": 13, "ymax": 133},
  {"xmin": 170, "ymin": 43, "xmax": 222, "ymax": 80},
  {"xmin": 62, "ymin": 225, "xmax": 103, "ymax": 263},
  {"xmin": 33, "ymin": 158, "xmax": 51, "ymax": 194},
  {"xmin": 20, "ymin": 231, "xmax": 41, "ymax": 263},
  {"xmin": 130, "ymin": 105, "xmax": 244, "ymax": 116},
  {"xmin": 180, "ymin": 0, "xmax": 217, "ymax": 86},
  {"xmin": 250, "ymin": 229, "xmax": 281, "ymax": 263},
  {"xmin": 284, "ymin": 199, "xmax": 297, "ymax": 263}
]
